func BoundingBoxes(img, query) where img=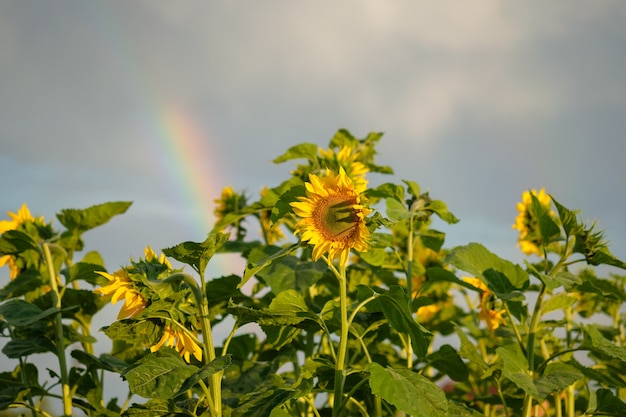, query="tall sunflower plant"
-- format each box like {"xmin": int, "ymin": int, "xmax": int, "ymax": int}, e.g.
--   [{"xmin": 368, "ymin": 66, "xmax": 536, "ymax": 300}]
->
[{"xmin": 1, "ymin": 130, "xmax": 626, "ymax": 417}]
